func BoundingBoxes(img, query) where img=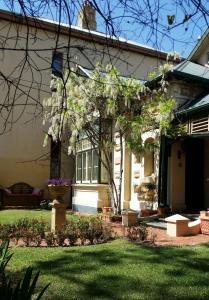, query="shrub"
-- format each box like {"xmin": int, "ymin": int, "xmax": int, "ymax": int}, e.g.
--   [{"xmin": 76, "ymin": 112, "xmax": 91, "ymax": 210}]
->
[
  {"xmin": 127, "ymin": 222, "xmax": 148, "ymax": 242},
  {"xmin": 45, "ymin": 232, "xmax": 56, "ymax": 247},
  {"xmin": 0, "ymin": 218, "xmax": 49, "ymax": 247},
  {"xmin": 65, "ymin": 221, "xmax": 78, "ymax": 246},
  {"xmin": 56, "ymin": 230, "xmax": 68, "ymax": 246},
  {"xmin": 0, "ymin": 215, "xmax": 112, "ymax": 247}
]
